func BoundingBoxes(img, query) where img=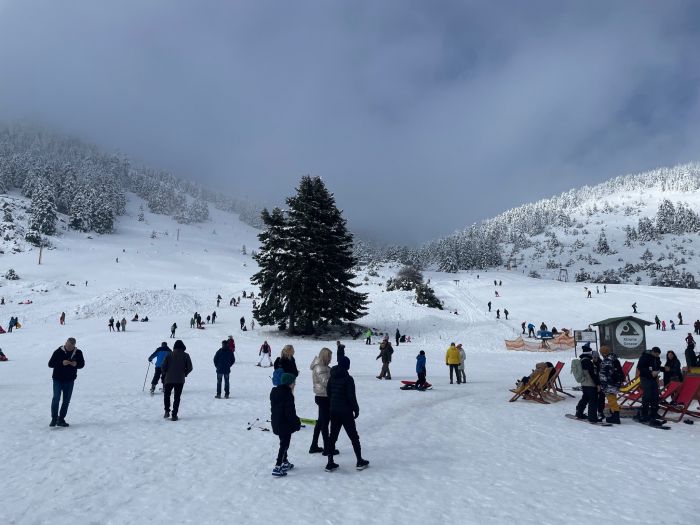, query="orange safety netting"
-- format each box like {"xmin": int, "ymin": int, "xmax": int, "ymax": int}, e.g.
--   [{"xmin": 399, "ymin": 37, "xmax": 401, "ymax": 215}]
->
[{"xmin": 505, "ymin": 332, "xmax": 575, "ymax": 352}]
